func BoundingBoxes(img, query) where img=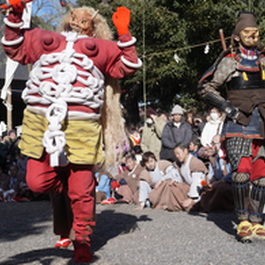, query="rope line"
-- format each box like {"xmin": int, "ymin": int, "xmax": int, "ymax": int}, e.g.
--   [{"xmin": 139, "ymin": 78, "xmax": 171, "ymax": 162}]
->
[{"xmin": 143, "ymin": 36, "xmax": 232, "ymax": 58}]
